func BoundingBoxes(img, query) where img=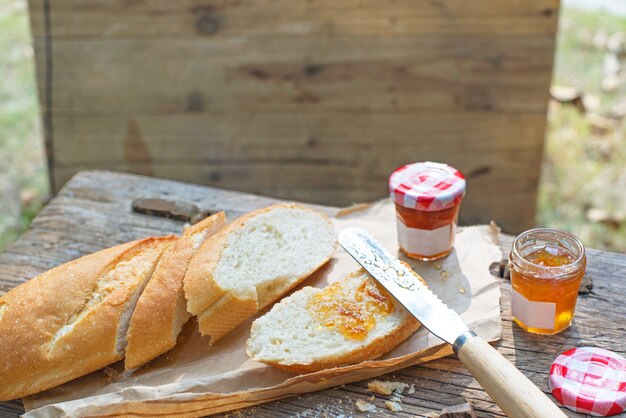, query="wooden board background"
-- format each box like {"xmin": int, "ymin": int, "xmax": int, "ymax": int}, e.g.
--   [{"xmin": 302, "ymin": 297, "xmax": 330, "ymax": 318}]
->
[{"xmin": 27, "ymin": 0, "xmax": 559, "ymax": 233}]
